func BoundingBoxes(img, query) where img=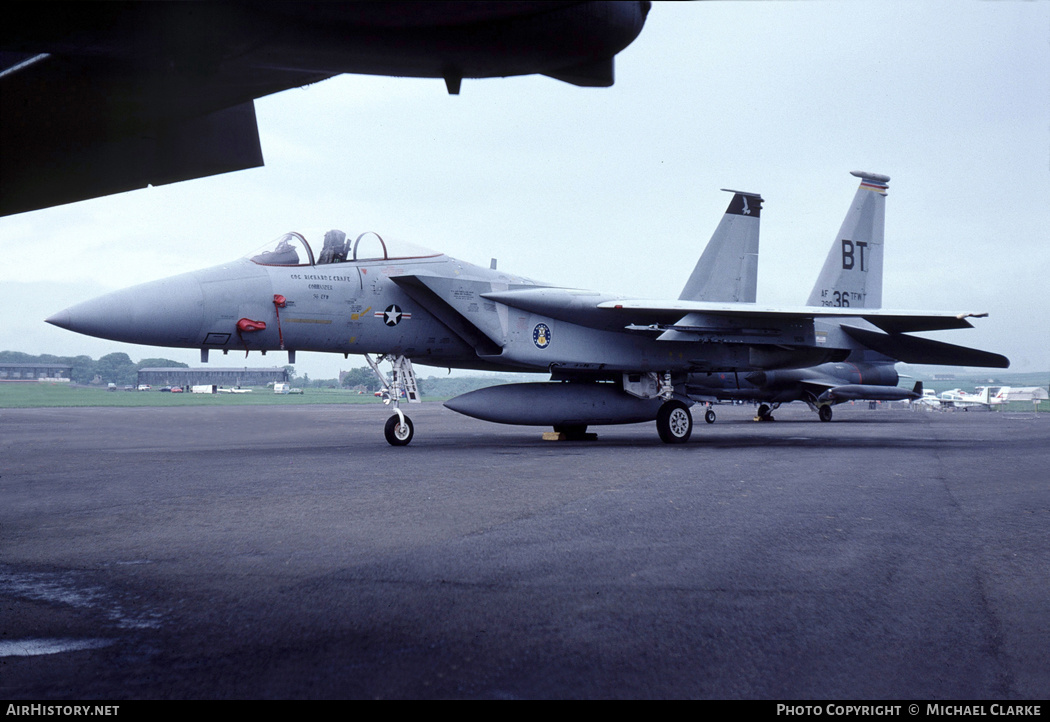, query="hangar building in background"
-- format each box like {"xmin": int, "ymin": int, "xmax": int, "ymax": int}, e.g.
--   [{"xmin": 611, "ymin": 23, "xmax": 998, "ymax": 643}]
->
[{"xmin": 0, "ymin": 362, "xmax": 72, "ymax": 381}]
